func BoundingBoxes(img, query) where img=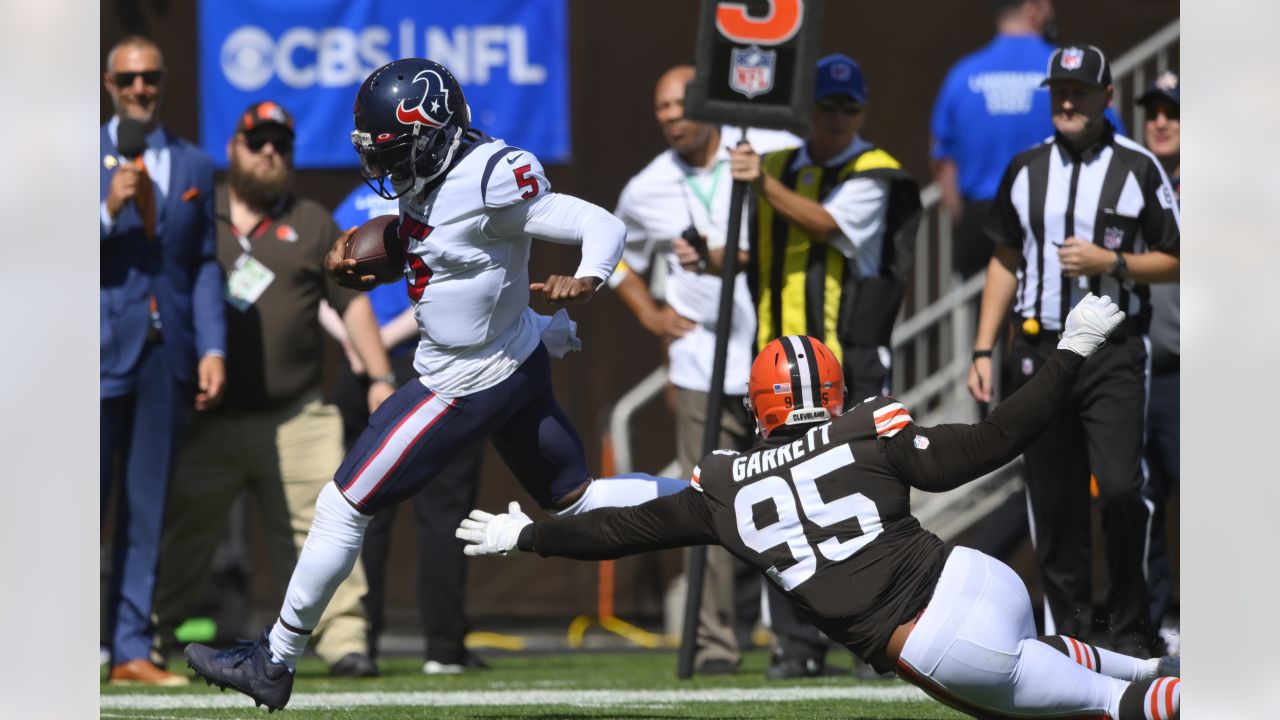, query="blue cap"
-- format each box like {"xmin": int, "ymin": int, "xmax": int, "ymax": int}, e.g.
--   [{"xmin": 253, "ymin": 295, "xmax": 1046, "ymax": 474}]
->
[
  {"xmin": 1136, "ymin": 70, "xmax": 1179, "ymax": 108},
  {"xmin": 815, "ymin": 54, "xmax": 867, "ymax": 104}
]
